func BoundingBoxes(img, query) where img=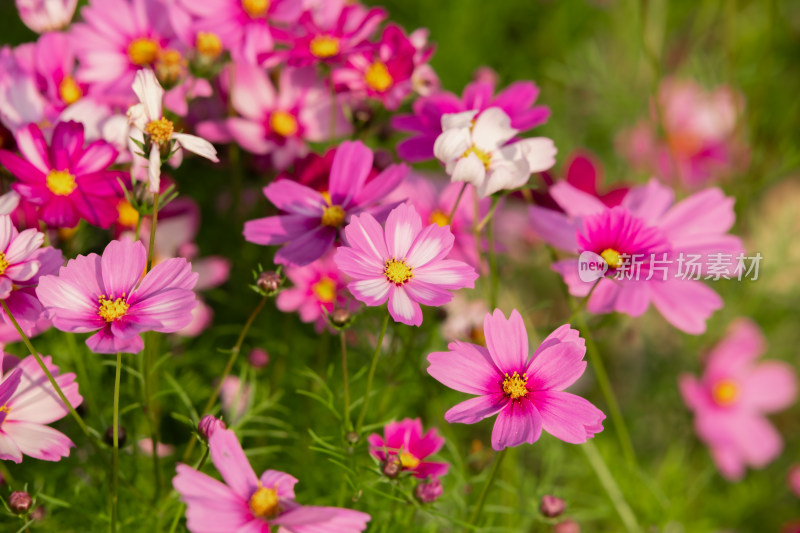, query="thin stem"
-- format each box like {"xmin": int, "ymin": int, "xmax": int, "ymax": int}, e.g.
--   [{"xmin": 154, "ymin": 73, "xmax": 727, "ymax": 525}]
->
[
  {"xmin": 582, "ymin": 441, "xmax": 640, "ymax": 533},
  {"xmin": 474, "ymin": 197, "xmax": 501, "ymax": 233},
  {"xmin": 144, "ymin": 333, "xmax": 161, "ymax": 500},
  {"xmin": 446, "ymin": 183, "xmax": 468, "ymax": 225},
  {"xmin": 111, "ymin": 352, "xmax": 122, "ymax": 533},
  {"xmin": 182, "ymin": 296, "xmax": 268, "ymax": 462},
  {"xmin": 465, "ymin": 448, "xmax": 507, "ymax": 530},
  {"xmin": 355, "ymin": 313, "xmax": 390, "ymax": 434},
  {"xmin": 487, "ymin": 197, "xmax": 499, "ymax": 310},
  {"xmin": 134, "ymin": 213, "xmax": 143, "ymax": 242},
  {"xmin": 146, "ymin": 192, "xmax": 160, "ymax": 272},
  {"xmin": 340, "ymin": 331, "xmax": 351, "ymax": 432}
]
